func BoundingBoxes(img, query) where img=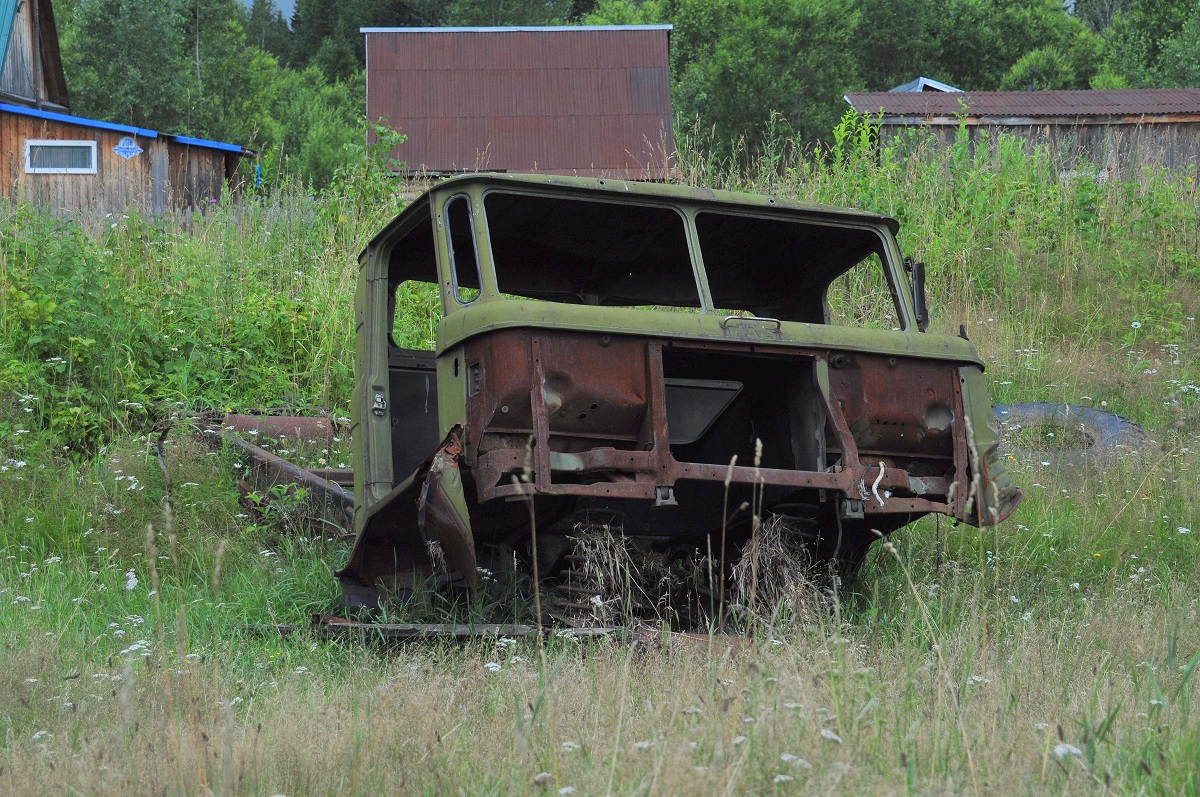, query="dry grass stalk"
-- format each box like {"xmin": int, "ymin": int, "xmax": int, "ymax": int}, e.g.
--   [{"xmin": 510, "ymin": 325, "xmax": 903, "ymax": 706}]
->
[
  {"xmin": 731, "ymin": 515, "xmax": 827, "ymax": 626},
  {"xmin": 560, "ymin": 520, "xmax": 680, "ymax": 627}
]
